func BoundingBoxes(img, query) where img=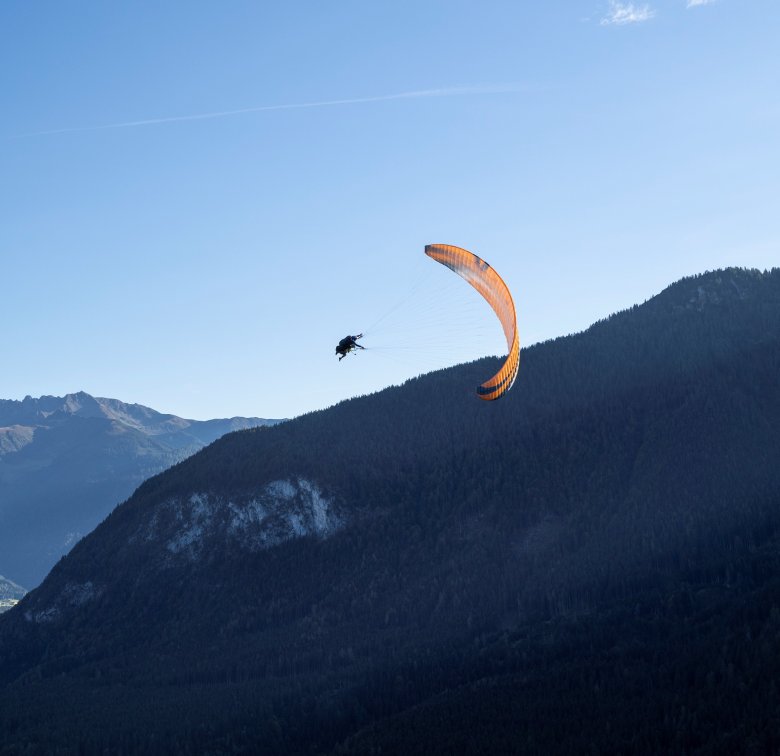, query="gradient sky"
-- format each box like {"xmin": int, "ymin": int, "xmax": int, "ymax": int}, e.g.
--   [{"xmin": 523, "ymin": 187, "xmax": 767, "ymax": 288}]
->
[{"xmin": 3, "ymin": 1, "xmax": 778, "ymax": 420}]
